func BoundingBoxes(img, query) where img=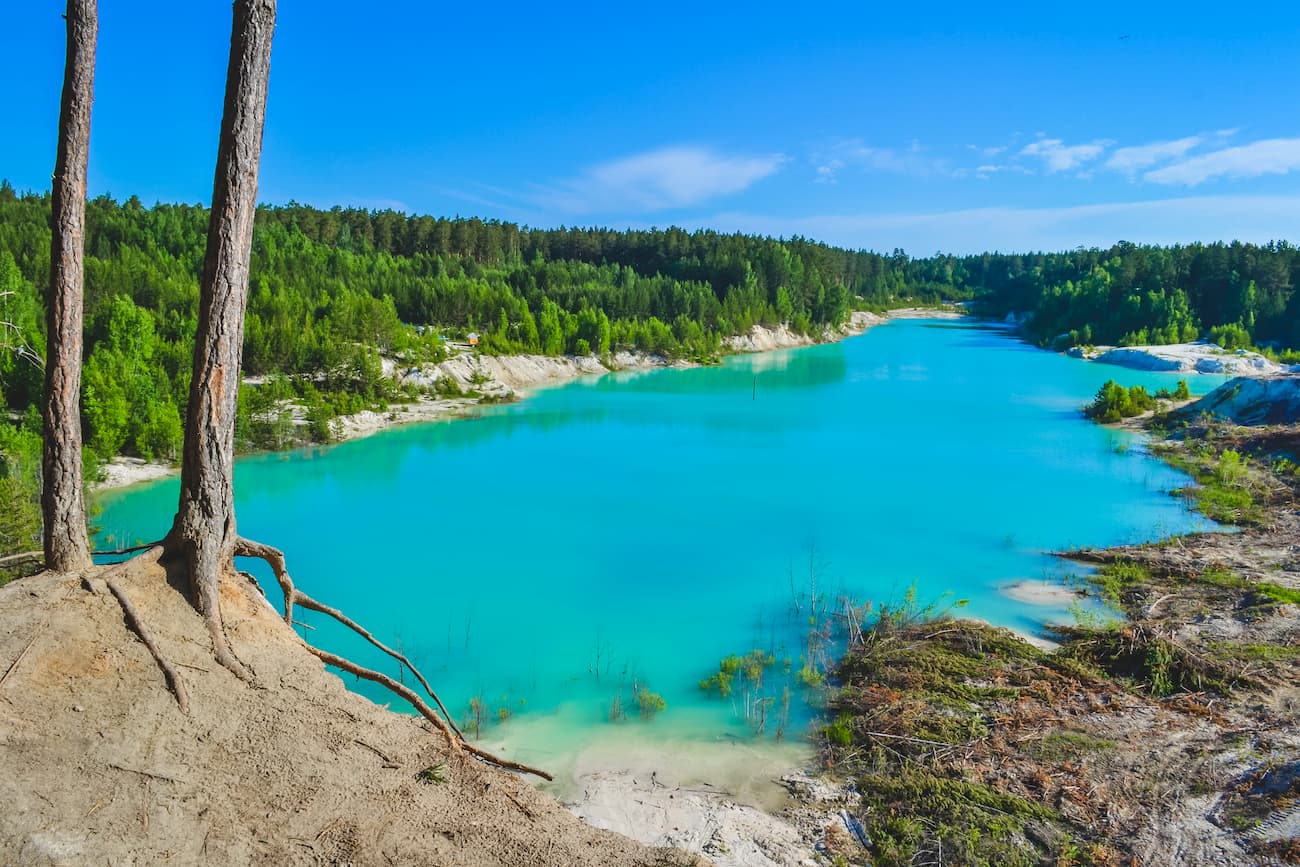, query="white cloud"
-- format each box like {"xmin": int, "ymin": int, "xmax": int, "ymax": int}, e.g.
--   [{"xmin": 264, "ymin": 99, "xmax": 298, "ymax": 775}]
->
[
  {"xmin": 814, "ymin": 159, "xmax": 844, "ymax": 184},
  {"xmin": 695, "ymin": 195, "xmax": 1300, "ymax": 255},
  {"xmin": 813, "ymin": 139, "xmax": 951, "ymax": 182},
  {"xmin": 1144, "ymin": 138, "xmax": 1300, "ymax": 186},
  {"xmin": 536, "ymin": 146, "xmax": 785, "ymax": 213},
  {"xmin": 974, "ymin": 164, "xmax": 1033, "ymax": 179},
  {"xmin": 1105, "ymin": 136, "xmax": 1203, "ymax": 175},
  {"xmin": 1019, "ymin": 138, "xmax": 1113, "ymax": 172}
]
